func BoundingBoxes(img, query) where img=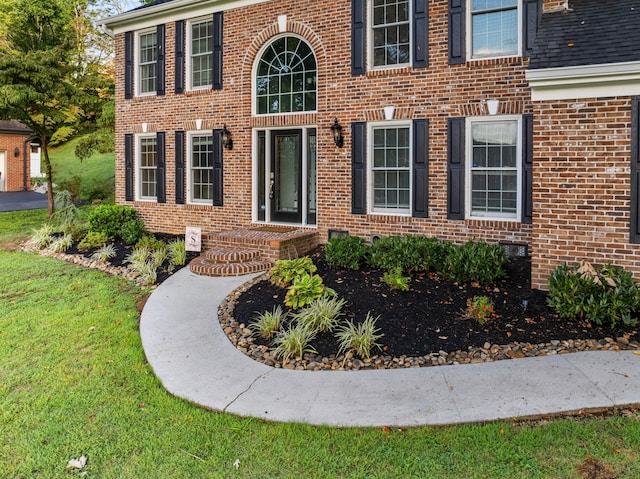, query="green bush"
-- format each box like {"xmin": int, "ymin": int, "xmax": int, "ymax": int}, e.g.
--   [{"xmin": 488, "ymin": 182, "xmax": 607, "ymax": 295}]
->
[
  {"xmin": 78, "ymin": 231, "xmax": 109, "ymax": 251},
  {"xmin": 439, "ymin": 239, "xmax": 507, "ymax": 285},
  {"xmin": 368, "ymin": 235, "xmax": 445, "ymax": 273},
  {"xmin": 270, "ymin": 257, "xmax": 317, "ymax": 288},
  {"xmin": 88, "ymin": 204, "xmax": 145, "ymax": 244},
  {"xmin": 547, "ymin": 262, "xmax": 640, "ymax": 328},
  {"xmin": 324, "ymin": 236, "xmax": 369, "ymax": 270}
]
